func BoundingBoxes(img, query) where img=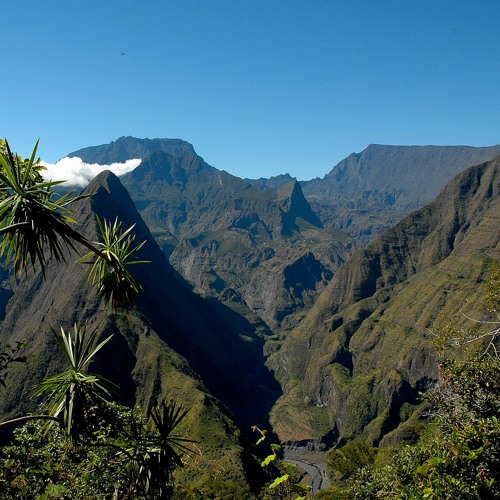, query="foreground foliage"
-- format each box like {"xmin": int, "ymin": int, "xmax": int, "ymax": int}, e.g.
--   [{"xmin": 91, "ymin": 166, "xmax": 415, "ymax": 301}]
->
[
  {"xmin": 0, "ymin": 324, "xmax": 195, "ymax": 498},
  {"xmin": 0, "ymin": 401, "xmax": 195, "ymax": 499},
  {"xmin": 345, "ymin": 355, "xmax": 500, "ymax": 499},
  {"xmin": 0, "ymin": 340, "xmax": 27, "ymax": 389},
  {"xmin": 253, "ymin": 426, "xmax": 312, "ymax": 499},
  {"xmin": 33, "ymin": 324, "xmax": 116, "ymax": 444}
]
